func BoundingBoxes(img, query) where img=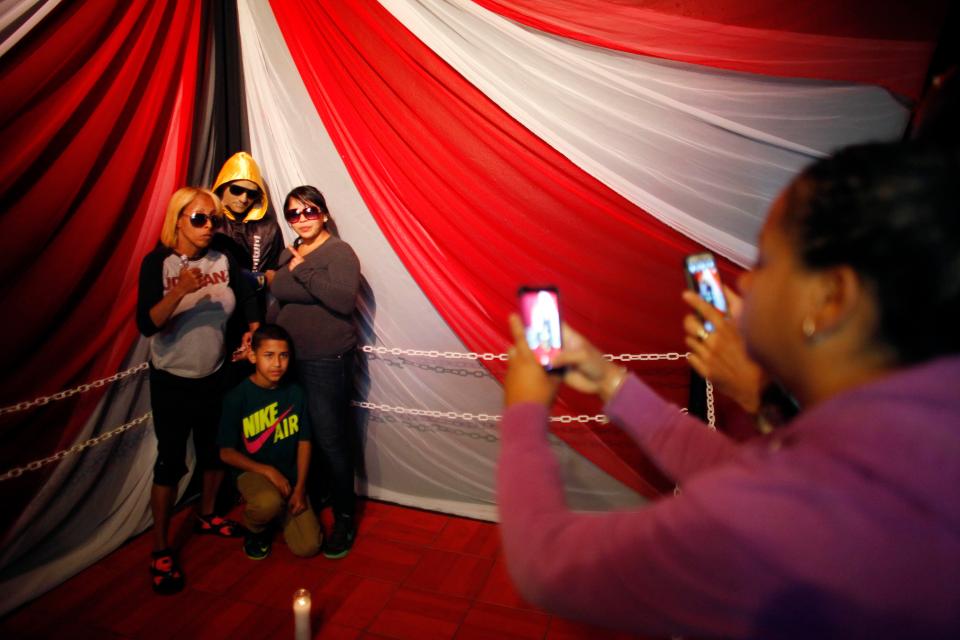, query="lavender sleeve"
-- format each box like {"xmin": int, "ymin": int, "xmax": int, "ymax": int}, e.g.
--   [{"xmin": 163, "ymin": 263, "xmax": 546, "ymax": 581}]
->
[
  {"xmin": 605, "ymin": 374, "xmax": 739, "ymax": 483},
  {"xmin": 497, "ymin": 403, "xmax": 789, "ymax": 637}
]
